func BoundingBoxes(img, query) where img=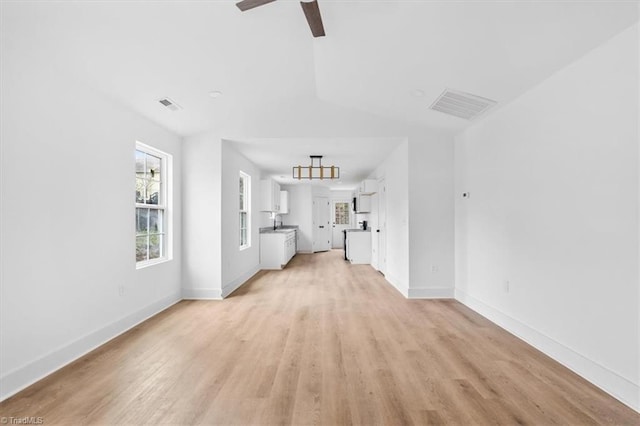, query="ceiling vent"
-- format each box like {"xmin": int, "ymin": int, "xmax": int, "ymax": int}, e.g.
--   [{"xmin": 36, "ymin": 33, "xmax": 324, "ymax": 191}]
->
[
  {"xmin": 429, "ymin": 89, "xmax": 496, "ymax": 120},
  {"xmin": 158, "ymin": 97, "xmax": 181, "ymax": 111}
]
